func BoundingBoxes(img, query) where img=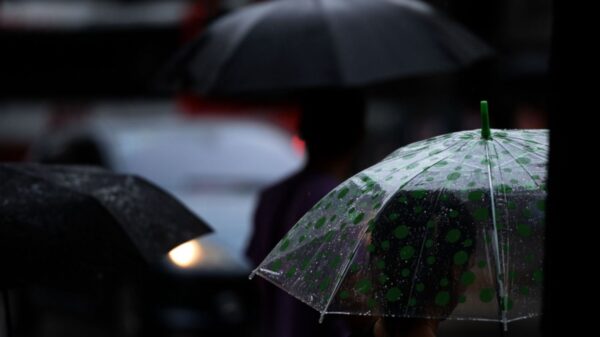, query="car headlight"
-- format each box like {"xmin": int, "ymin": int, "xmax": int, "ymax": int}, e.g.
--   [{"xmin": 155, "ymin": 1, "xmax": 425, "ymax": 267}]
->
[{"xmin": 168, "ymin": 239, "xmax": 204, "ymax": 268}]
